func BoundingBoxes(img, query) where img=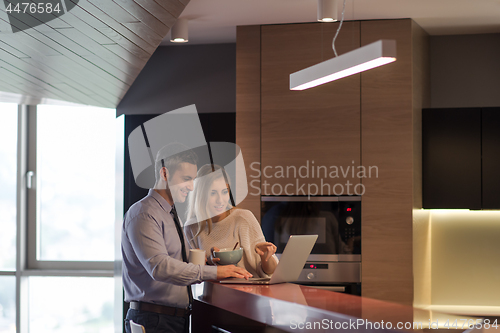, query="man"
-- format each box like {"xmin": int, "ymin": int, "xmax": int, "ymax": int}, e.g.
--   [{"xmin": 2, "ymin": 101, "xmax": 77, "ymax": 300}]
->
[{"xmin": 122, "ymin": 144, "xmax": 252, "ymax": 333}]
